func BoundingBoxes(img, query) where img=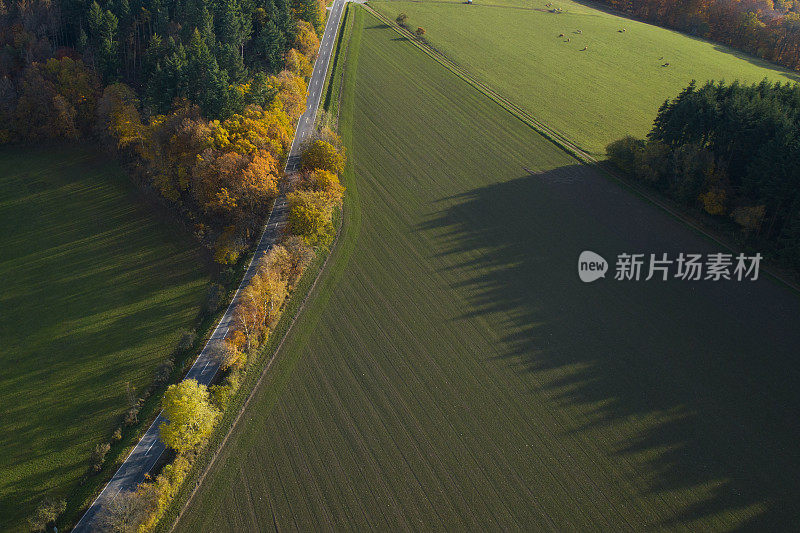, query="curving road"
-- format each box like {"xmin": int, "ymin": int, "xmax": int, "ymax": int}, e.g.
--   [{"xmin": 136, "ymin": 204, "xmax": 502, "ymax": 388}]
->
[{"xmin": 73, "ymin": 1, "xmax": 348, "ymax": 529}]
